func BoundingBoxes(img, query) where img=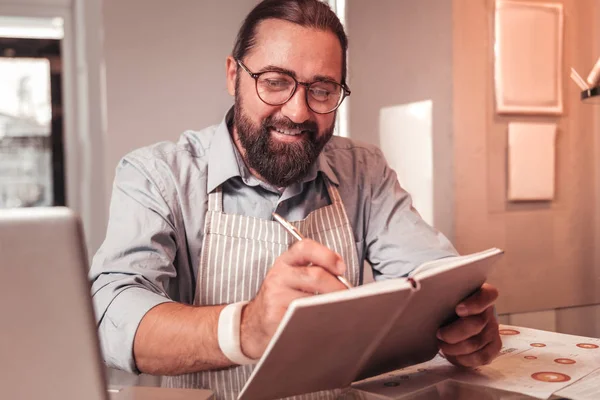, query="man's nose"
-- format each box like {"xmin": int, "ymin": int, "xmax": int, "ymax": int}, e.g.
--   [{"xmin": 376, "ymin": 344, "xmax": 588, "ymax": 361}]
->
[{"xmin": 280, "ymin": 86, "xmax": 312, "ymax": 124}]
